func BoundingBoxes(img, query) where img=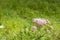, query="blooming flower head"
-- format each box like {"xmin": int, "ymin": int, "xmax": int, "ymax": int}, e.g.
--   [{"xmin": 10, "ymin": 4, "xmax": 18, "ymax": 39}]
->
[
  {"xmin": 32, "ymin": 26, "xmax": 37, "ymax": 31},
  {"xmin": 33, "ymin": 18, "xmax": 50, "ymax": 26}
]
